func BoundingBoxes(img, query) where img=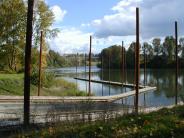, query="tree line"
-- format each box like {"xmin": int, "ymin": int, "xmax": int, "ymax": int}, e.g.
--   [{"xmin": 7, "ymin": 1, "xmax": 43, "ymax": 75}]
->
[
  {"xmin": 99, "ymin": 36, "xmax": 184, "ymax": 69},
  {"xmin": 47, "ymin": 50, "xmax": 100, "ymax": 68}
]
